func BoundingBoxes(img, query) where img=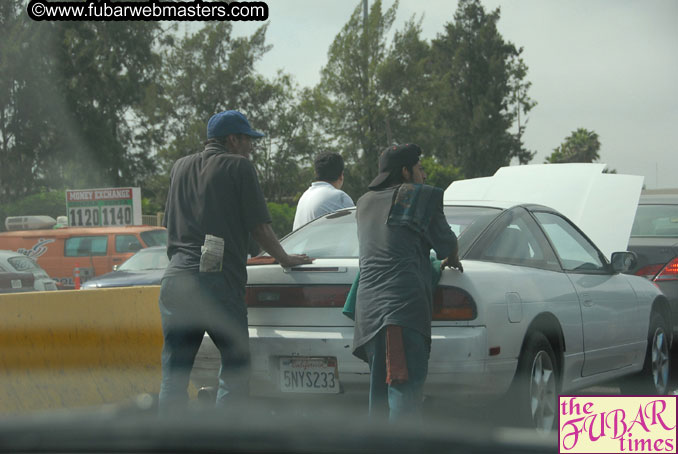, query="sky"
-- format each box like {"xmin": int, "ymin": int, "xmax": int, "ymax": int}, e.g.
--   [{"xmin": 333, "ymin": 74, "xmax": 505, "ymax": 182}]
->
[{"xmin": 224, "ymin": 0, "xmax": 677, "ymax": 189}]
